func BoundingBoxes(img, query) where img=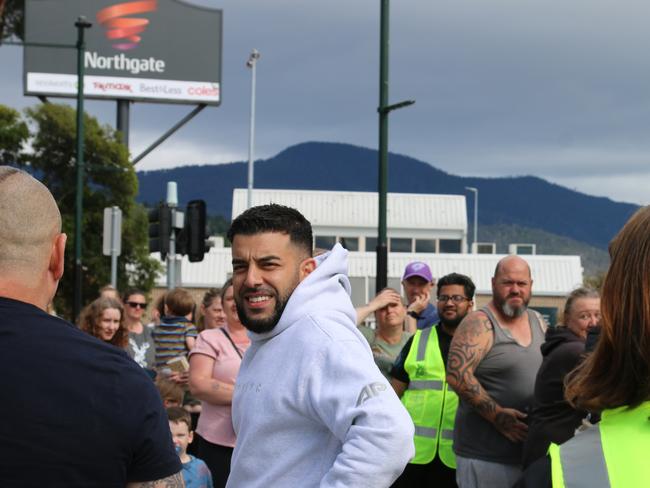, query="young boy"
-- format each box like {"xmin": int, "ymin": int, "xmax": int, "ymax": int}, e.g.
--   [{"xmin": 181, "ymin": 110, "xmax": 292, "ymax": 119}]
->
[
  {"xmin": 156, "ymin": 379, "xmax": 184, "ymax": 408},
  {"xmin": 154, "ymin": 288, "xmax": 198, "ymax": 369},
  {"xmin": 167, "ymin": 407, "xmax": 213, "ymax": 488}
]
